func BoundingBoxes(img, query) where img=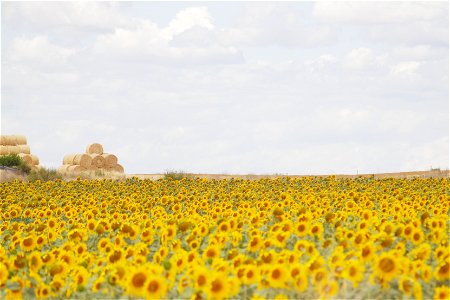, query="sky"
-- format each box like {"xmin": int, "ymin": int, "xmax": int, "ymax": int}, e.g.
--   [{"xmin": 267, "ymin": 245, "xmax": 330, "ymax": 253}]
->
[{"xmin": 1, "ymin": 1, "xmax": 449, "ymax": 175}]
